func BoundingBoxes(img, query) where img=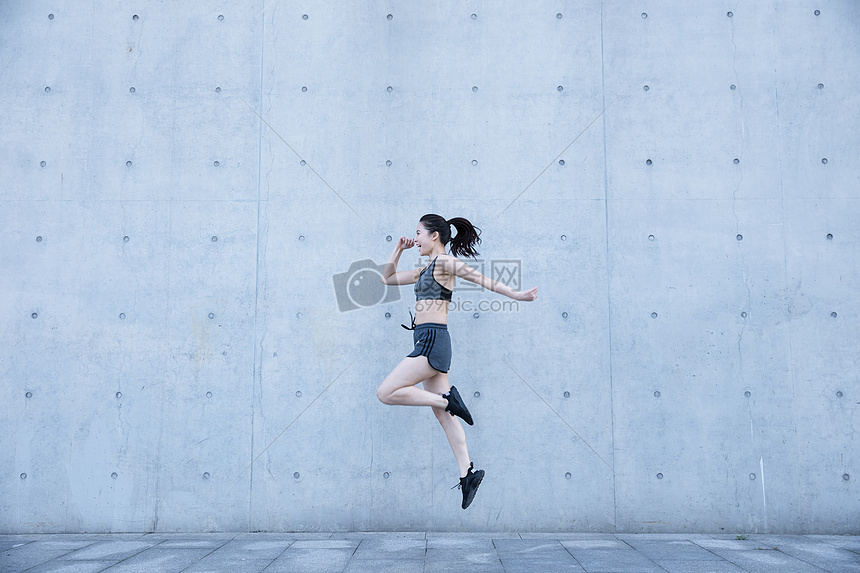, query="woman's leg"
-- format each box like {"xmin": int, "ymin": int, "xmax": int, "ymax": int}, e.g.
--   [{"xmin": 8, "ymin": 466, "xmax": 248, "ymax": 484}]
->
[
  {"xmin": 377, "ymin": 355, "xmax": 448, "ymax": 408},
  {"xmin": 423, "ymin": 373, "xmax": 472, "ymax": 478}
]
